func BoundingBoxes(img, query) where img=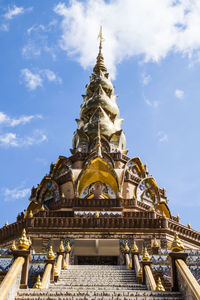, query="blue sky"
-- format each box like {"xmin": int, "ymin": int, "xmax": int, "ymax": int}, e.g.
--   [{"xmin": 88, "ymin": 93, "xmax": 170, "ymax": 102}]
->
[{"xmin": 1, "ymin": 0, "xmax": 200, "ymax": 230}]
